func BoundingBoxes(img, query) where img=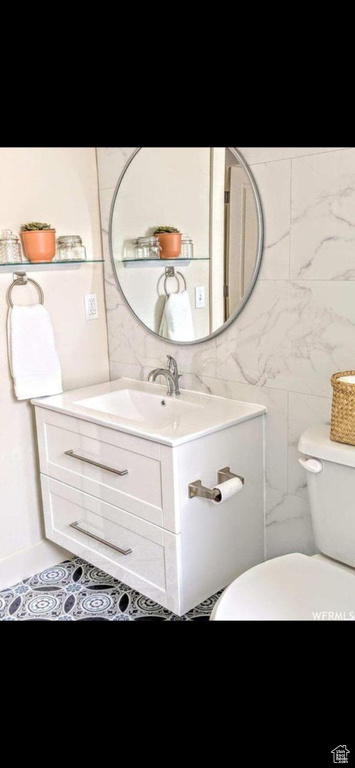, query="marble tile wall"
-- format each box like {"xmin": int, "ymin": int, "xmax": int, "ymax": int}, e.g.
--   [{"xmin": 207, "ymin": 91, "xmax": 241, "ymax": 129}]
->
[{"xmin": 96, "ymin": 146, "xmax": 354, "ymax": 560}]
